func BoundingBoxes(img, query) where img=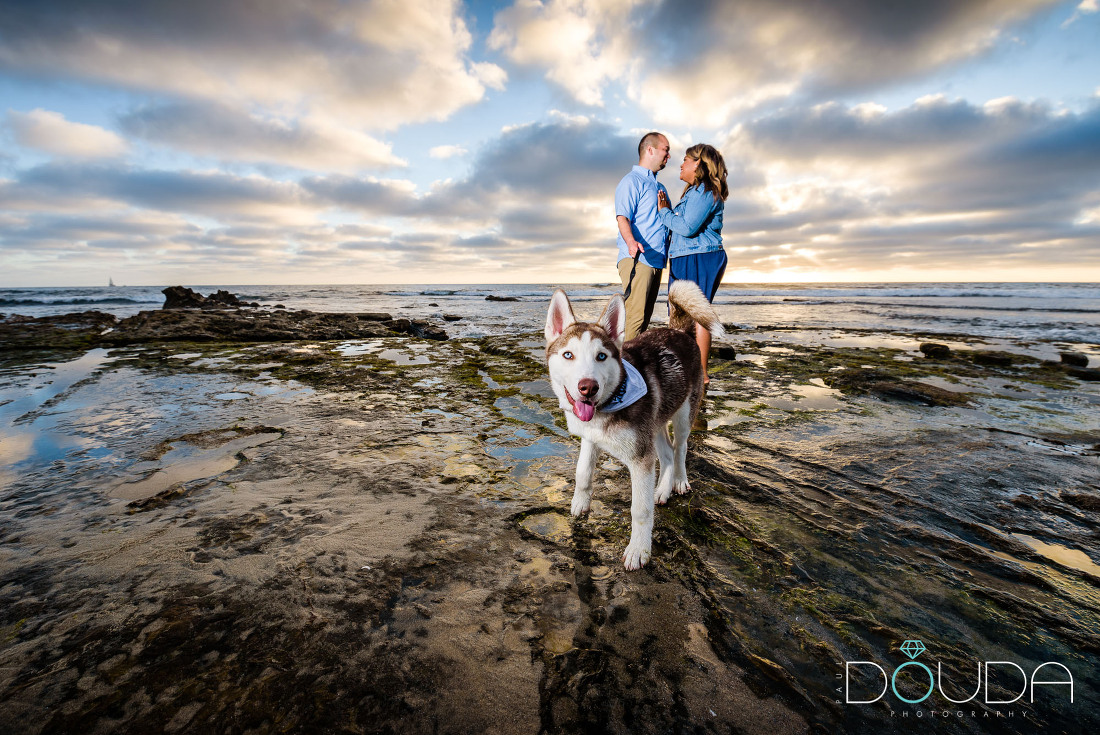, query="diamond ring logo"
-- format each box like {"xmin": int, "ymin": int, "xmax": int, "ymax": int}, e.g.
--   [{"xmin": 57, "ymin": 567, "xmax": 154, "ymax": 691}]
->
[{"xmin": 900, "ymin": 640, "xmax": 926, "ymax": 659}]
